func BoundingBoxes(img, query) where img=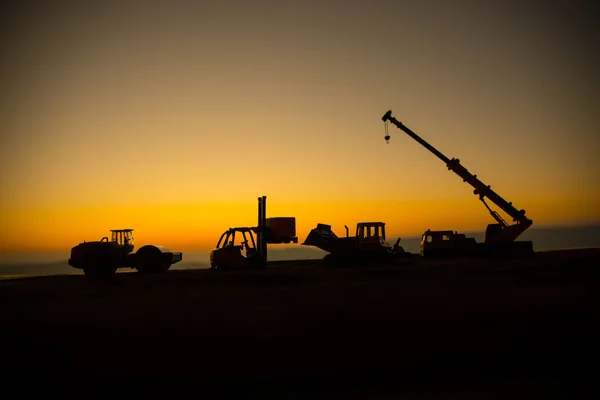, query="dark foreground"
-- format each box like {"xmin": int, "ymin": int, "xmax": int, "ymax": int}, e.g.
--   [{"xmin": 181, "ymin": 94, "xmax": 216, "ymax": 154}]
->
[{"xmin": 1, "ymin": 249, "xmax": 599, "ymax": 397}]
